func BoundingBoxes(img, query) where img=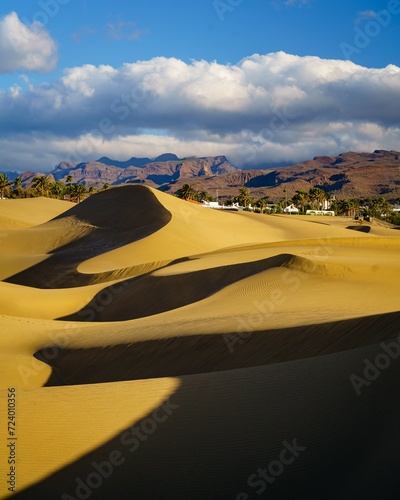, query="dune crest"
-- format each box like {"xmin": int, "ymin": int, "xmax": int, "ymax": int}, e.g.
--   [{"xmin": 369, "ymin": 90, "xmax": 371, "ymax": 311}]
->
[{"xmin": 1, "ymin": 185, "xmax": 400, "ymax": 499}]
